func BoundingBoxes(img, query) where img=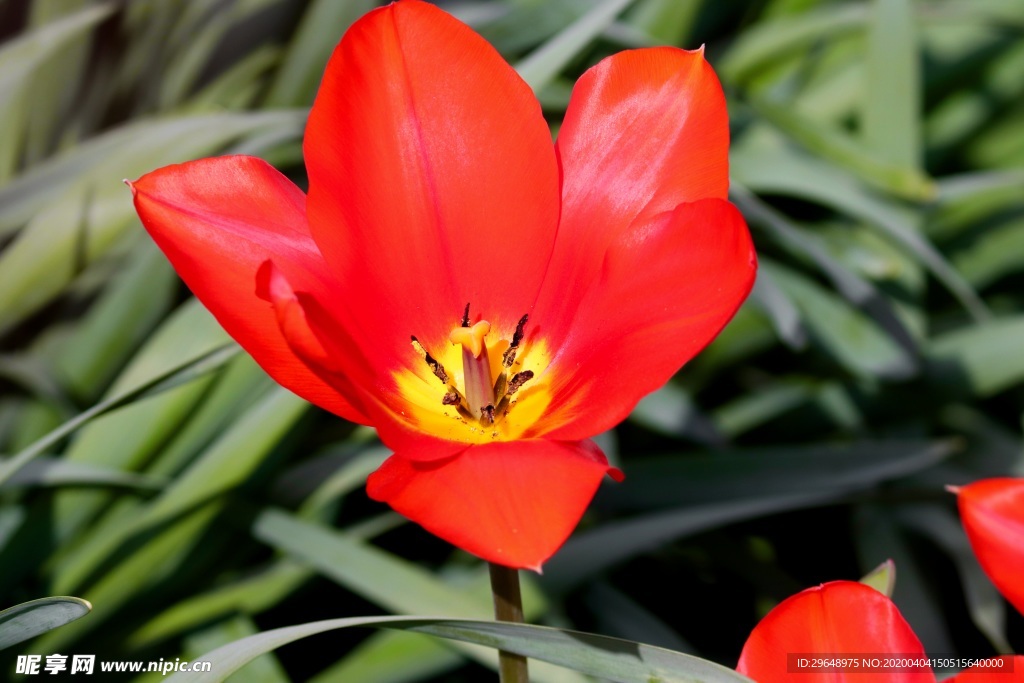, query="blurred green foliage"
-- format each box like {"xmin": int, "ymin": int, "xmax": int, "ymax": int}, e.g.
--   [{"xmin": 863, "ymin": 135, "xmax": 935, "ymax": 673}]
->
[{"xmin": 0, "ymin": 0, "xmax": 1022, "ymax": 680}]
